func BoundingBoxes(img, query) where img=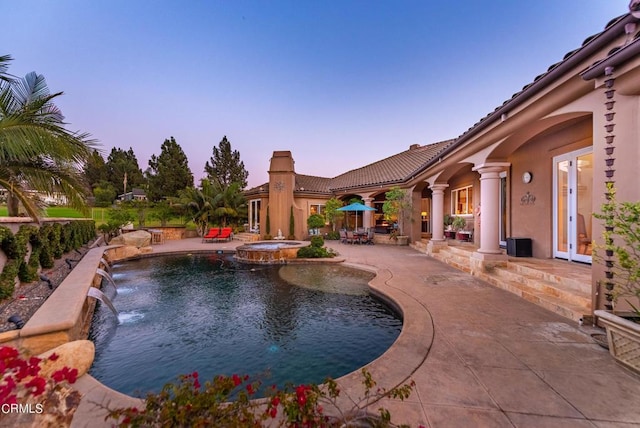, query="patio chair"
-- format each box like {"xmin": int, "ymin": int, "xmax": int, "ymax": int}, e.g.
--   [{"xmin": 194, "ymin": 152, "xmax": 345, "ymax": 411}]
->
[
  {"xmin": 339, "ymin": 230, "xmax": 348, "ymax": 244},
  {"xmin": 202, "ymin": 228, "xmax": 220, "ymax": 243},
  {"xmin": 362, "ymin": 229, "xmax": 375, "ymax": 245},
  {"xmin": 345, "ymin": 231, "xmax": 358, "ymax": 244},
  {"xmin": 215, "ymin": 227, "xmax": 233, "ymax": 242}
]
